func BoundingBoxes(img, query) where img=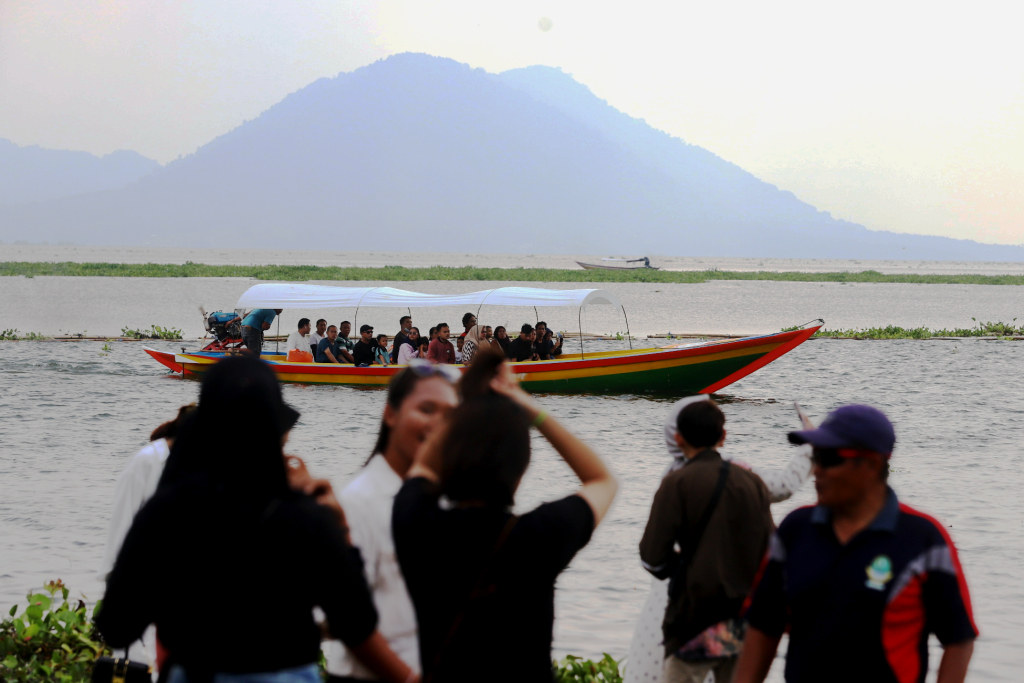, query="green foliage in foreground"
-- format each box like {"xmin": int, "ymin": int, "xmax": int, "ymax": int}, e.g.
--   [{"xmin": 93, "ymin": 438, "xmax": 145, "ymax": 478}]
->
[
  {"xmin": 554, "ymin": 654, "xmax": 624, "ymax": 683},
  {"xmin": 120, "ymin": 325, "xmax": 183, "ymax": 340},
  {"xmin": 0, "ymin": 580, "xmax": 109, "ymax": 683},
  {"xmin": 787, "ymin": 318, "xmax": 1024, "ymax": 338},
  {"xmin": 5, "ymin": 261, "xmax": 1024, "ymax": 285}
]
